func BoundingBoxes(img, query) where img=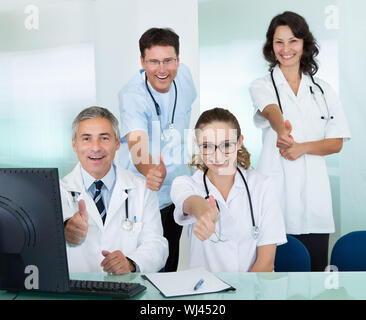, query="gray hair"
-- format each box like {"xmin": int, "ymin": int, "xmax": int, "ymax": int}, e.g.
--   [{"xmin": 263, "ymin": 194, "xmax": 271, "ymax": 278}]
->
[{"xmin": 72, "ymin": 106, "xmax": 120, "ymax": 140}]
